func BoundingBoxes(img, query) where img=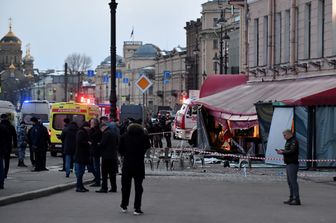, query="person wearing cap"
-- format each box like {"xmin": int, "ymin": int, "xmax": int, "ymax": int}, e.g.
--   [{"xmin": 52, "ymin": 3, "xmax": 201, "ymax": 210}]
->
[
  {"xmin": 0, "ymin": 114, "xmax": 17, "ymax": 178},
  {"xmin": 27, "ymin": 117, "xmax": 50, "ymax": 171},
  {"xmin": 17, "ymin": 121, "xmax": 28, "ymax": 167}
]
